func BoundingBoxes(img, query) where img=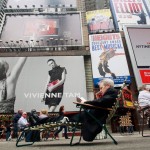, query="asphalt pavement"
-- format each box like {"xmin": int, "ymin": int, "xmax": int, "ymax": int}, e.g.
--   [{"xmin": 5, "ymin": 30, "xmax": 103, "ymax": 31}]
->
[{"xmin": 0, "ymin": 131, "xmax": 150, "ymax": 150}]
